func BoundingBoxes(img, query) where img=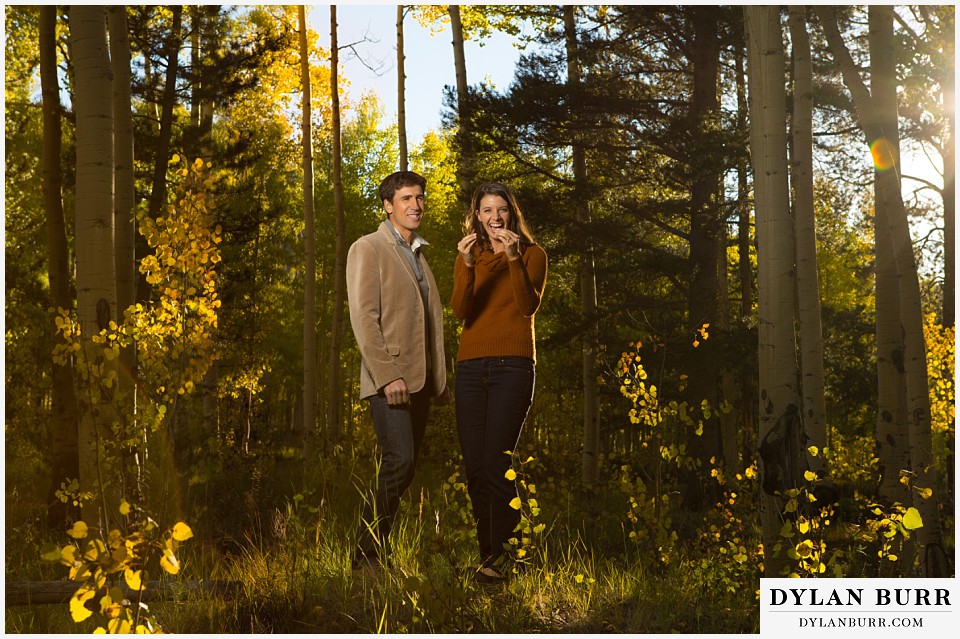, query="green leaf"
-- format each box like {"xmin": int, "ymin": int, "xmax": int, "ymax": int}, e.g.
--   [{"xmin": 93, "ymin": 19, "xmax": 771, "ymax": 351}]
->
[{"xmin": 40, "ymin": 543, "xmax": 61, "ymax": 563}]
